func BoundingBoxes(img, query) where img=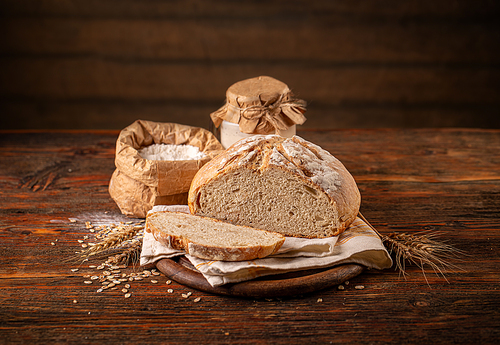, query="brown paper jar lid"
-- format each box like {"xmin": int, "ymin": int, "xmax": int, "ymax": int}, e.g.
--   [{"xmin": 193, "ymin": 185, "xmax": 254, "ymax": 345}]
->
[{"xmin": 210, "ymin": 76, "xmax": 307, "ymax": 135}]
